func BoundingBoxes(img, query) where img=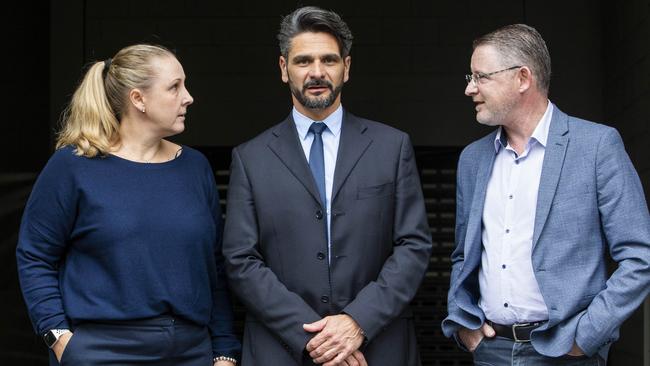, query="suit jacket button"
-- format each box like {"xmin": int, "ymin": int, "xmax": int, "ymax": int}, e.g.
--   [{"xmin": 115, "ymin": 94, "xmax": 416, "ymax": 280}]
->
[
  {"xmin": 316, "ymin": 210, "xmax": 323, "ymax": 220},
  {"xmin": 317, "ymin": 252, "xmax": 325, "ymax": 260},
  {"xmin": 321, "ymin": 295, "xmax": 329, "ymax": 303}
]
